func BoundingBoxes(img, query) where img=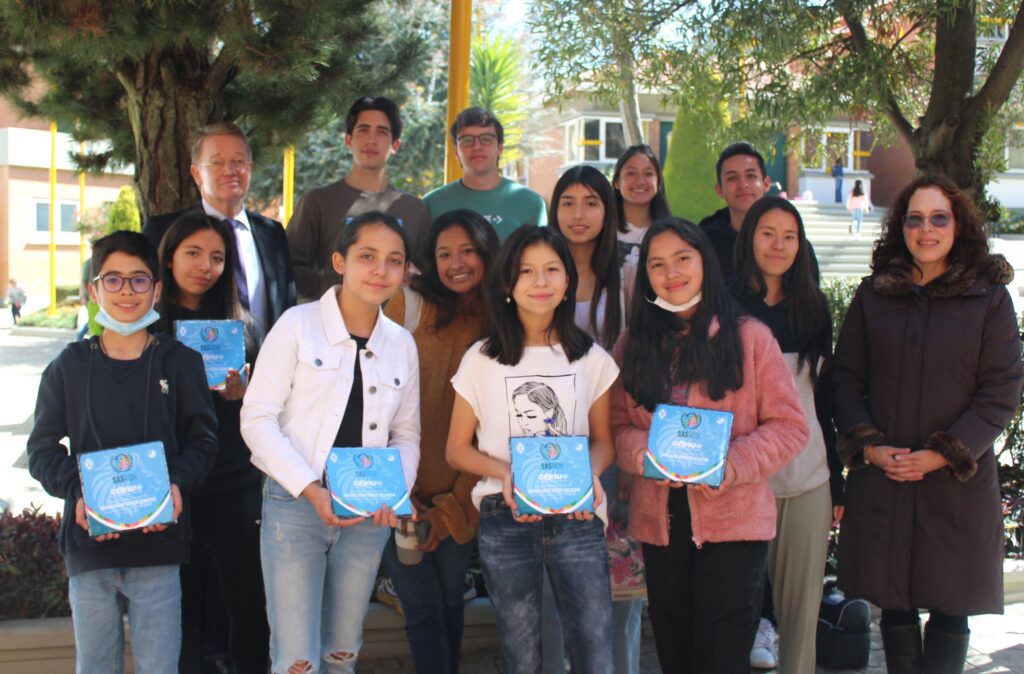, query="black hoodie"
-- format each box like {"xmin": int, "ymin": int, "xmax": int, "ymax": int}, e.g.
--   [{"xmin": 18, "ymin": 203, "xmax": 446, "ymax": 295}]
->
[{"xmin": 27, "ymin": 335, "xmax": 217, "ymax": 576}]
